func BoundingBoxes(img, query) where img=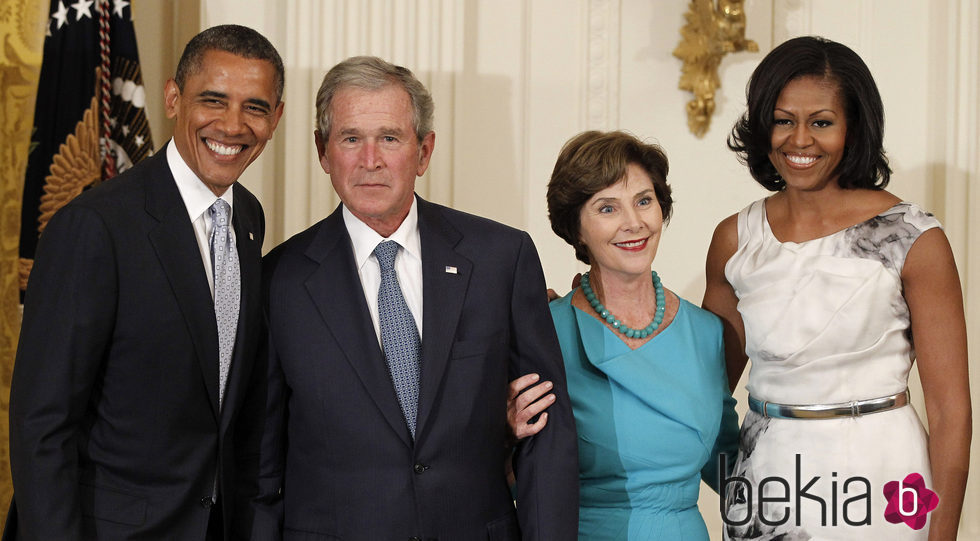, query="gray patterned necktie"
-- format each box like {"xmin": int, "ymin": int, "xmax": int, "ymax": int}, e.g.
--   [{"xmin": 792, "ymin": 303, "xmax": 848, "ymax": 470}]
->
[
  {"xmin": 374, "ymin": 240, "xmax": 421, "ymax": 437},
  {"xmin": 210, "ymin": 199, "xmax": 240, "ymax": 409}
]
